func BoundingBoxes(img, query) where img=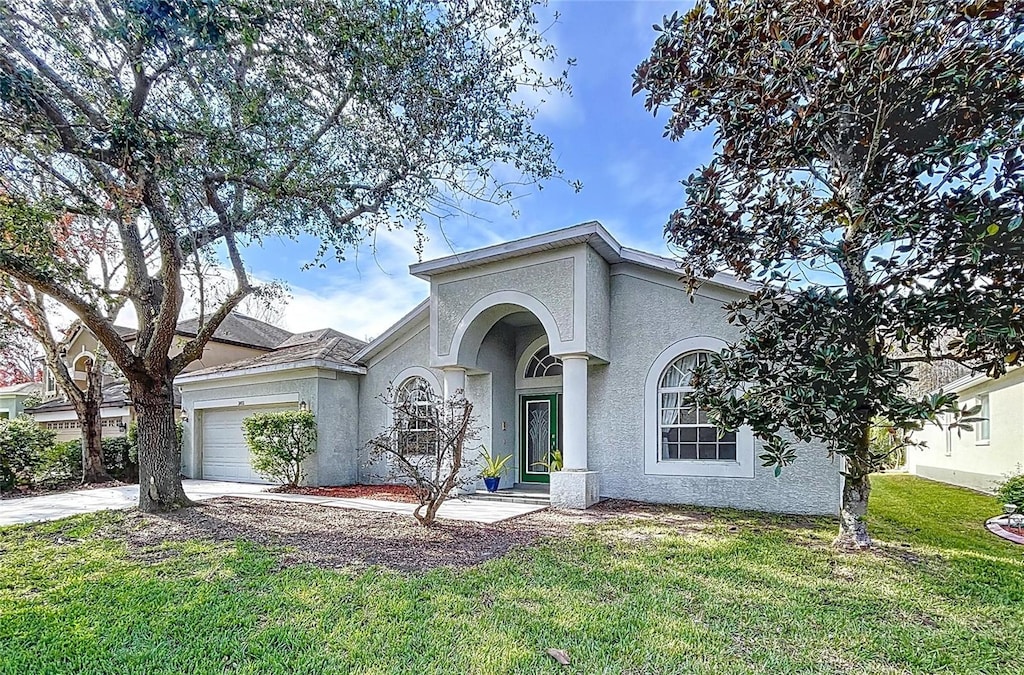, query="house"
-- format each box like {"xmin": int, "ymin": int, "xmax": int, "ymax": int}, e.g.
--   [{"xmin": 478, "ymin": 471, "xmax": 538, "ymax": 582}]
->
[
  {"xmin": 177, "ymin": 222, "xmax": 842, "ymax": 514},
  {"xmin": 27, "ymin": 314, "xmax": 293, "ymax": 441},
  {"xmin": 0, "ymin": 381, "xmax": 41, "ymax": 420},
  {"xmin": 906, "ymin": 367, "xmax": 1024, "ymax": 493}
]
